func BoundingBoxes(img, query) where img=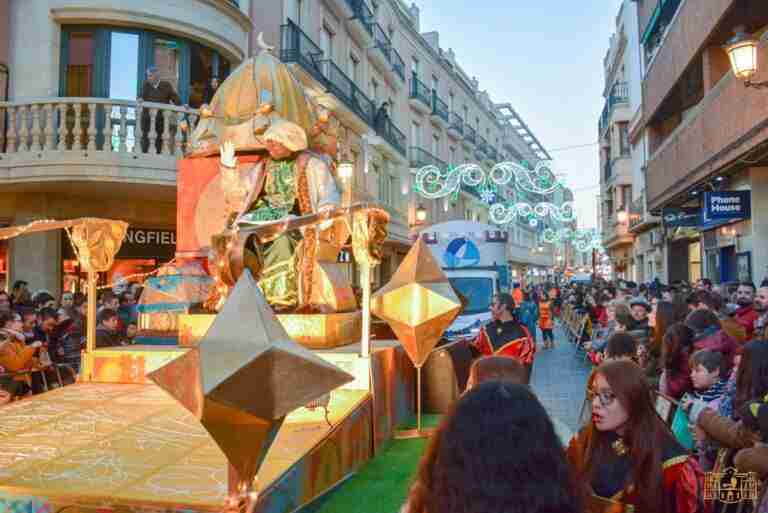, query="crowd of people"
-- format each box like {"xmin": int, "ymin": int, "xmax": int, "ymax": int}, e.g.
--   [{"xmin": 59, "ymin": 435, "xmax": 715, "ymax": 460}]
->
[
  {"xmin": 0, "ymin": 280, "xmax": 141, "ymax": 403},
  {"xmin": 403, "ymin": 277, "xmax": 768, "ymax": 513}
]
